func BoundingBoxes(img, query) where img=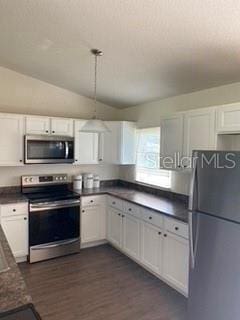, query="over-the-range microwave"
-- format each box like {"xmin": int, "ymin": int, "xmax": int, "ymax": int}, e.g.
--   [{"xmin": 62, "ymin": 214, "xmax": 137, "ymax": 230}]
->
[{"xmin": 24, "ymin": 135, "xmax": 74, "ymax": 164}]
